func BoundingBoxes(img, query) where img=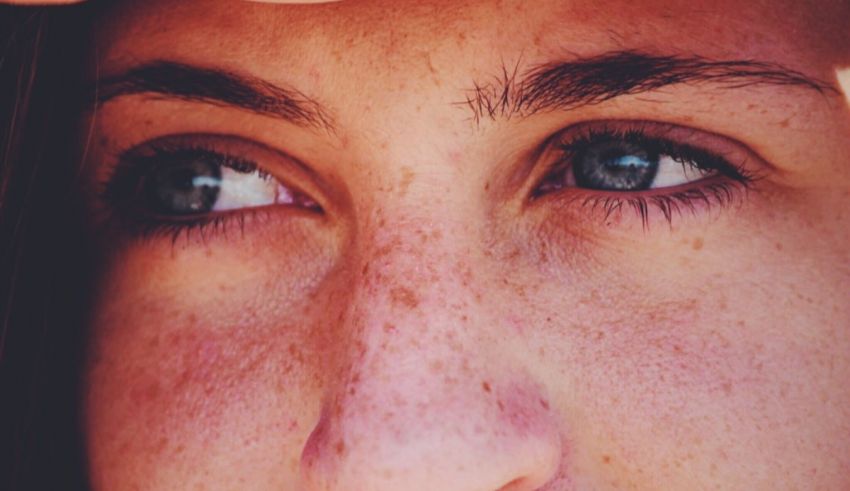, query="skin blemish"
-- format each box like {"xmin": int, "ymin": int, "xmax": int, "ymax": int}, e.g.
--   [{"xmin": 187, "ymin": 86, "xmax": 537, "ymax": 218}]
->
[
  {"xmin": 508, "ymin": 315, "xmax": 527, "ymax": 335},
  {"xmin": 389, "ymin": 286, "xmax": 420, "ymax": 308},
  {"xmin": 692, "ymin": 237, "xmax": 704, "ymax": 251},
  {"xmin": 398, "ymin": 167, "xmax": 415, "ymax": 197}
]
